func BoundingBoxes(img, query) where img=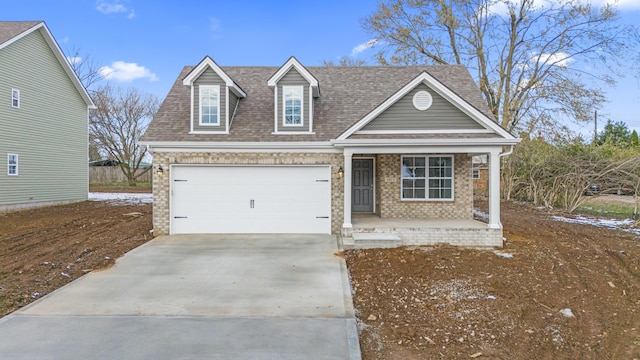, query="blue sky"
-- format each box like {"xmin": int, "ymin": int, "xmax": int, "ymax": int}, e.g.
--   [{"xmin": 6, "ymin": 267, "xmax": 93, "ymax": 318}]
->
[{"xmin": 5, "ymin": 0, "xmax": 640, "ymax": 135}]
